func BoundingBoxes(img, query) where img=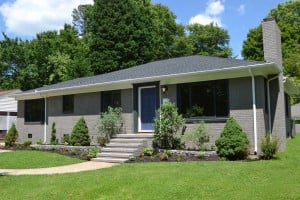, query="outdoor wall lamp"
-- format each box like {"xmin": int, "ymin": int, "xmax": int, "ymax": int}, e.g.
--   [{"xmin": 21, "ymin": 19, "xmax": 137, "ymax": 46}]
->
[{"xmin": 161, "ymin": 85, "xmax": 168, "ymax": 94}]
